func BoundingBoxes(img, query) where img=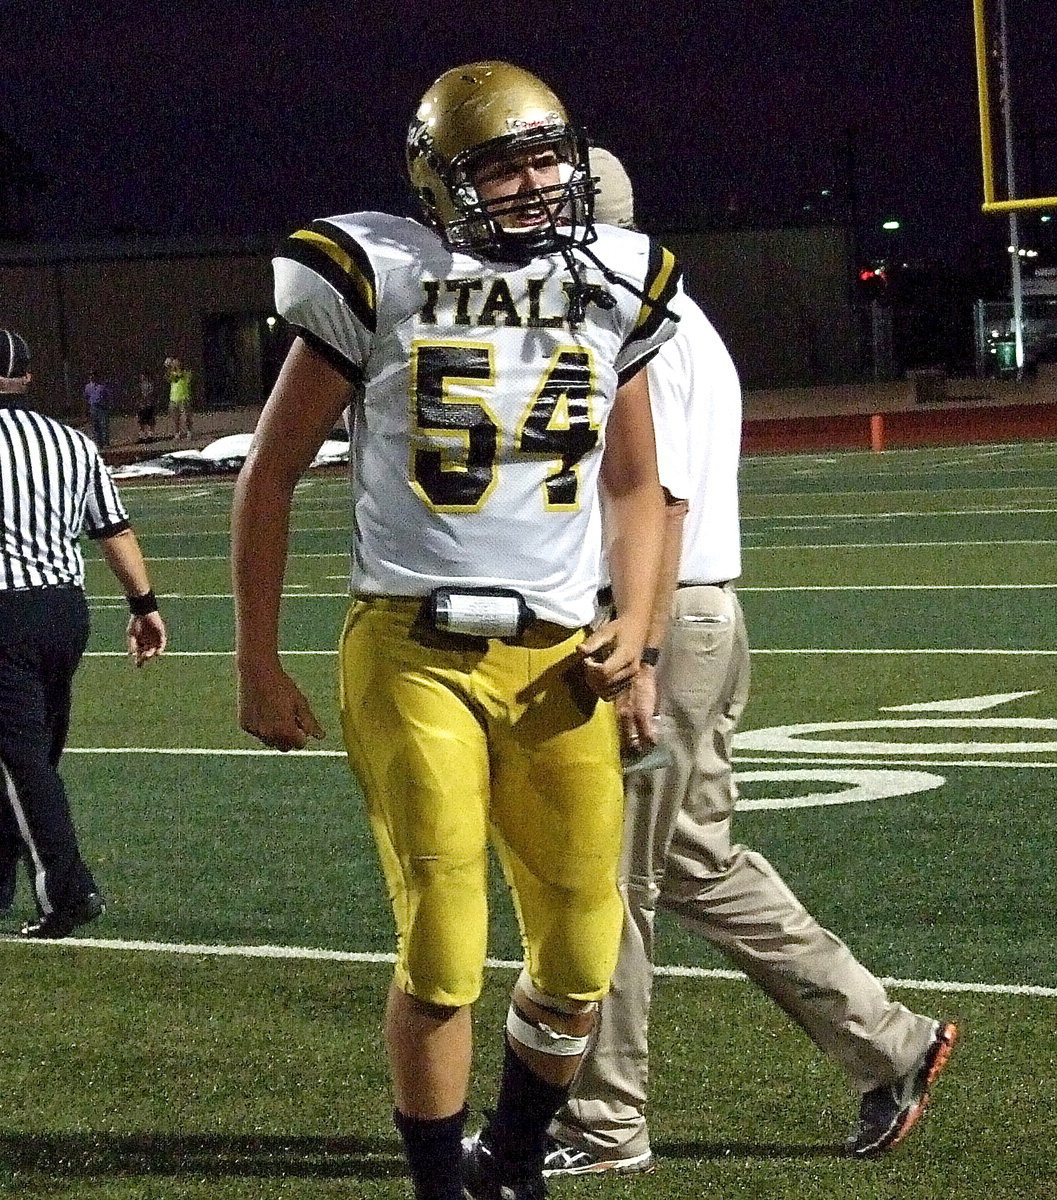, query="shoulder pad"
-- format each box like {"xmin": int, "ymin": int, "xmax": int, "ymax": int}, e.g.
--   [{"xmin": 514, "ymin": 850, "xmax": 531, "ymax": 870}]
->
[
  {"xmin": 276, "ymin": 212, "xmax": 450, "ymax": 332},
  {"xmin": 315, "ymin": 212, "xmax": 450, "ymax": 273}
]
